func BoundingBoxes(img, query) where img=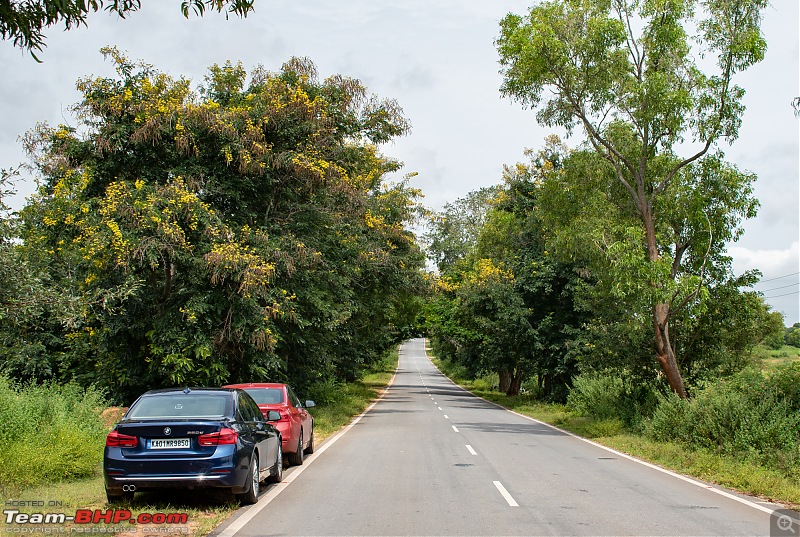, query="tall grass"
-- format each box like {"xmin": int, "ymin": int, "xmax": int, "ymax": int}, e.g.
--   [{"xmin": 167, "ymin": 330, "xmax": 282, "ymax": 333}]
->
[{"xmin": 0, "ymin": 376, "xmax": 108, "ymax": 491}]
